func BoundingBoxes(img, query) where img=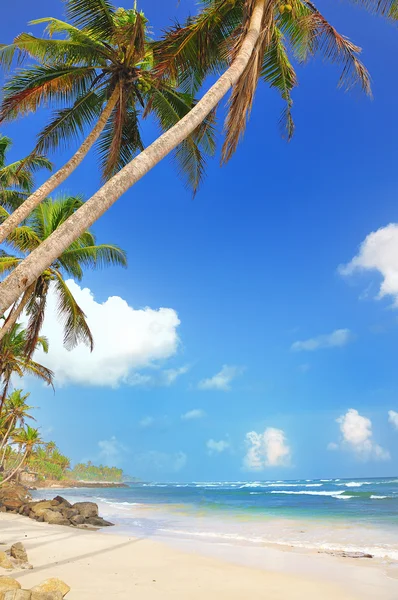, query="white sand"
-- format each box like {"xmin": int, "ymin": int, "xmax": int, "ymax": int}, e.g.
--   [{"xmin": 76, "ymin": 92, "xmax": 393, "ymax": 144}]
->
[{"xmin": 0, "ymin": 513, "xmax": 397, "ymax": 599}]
